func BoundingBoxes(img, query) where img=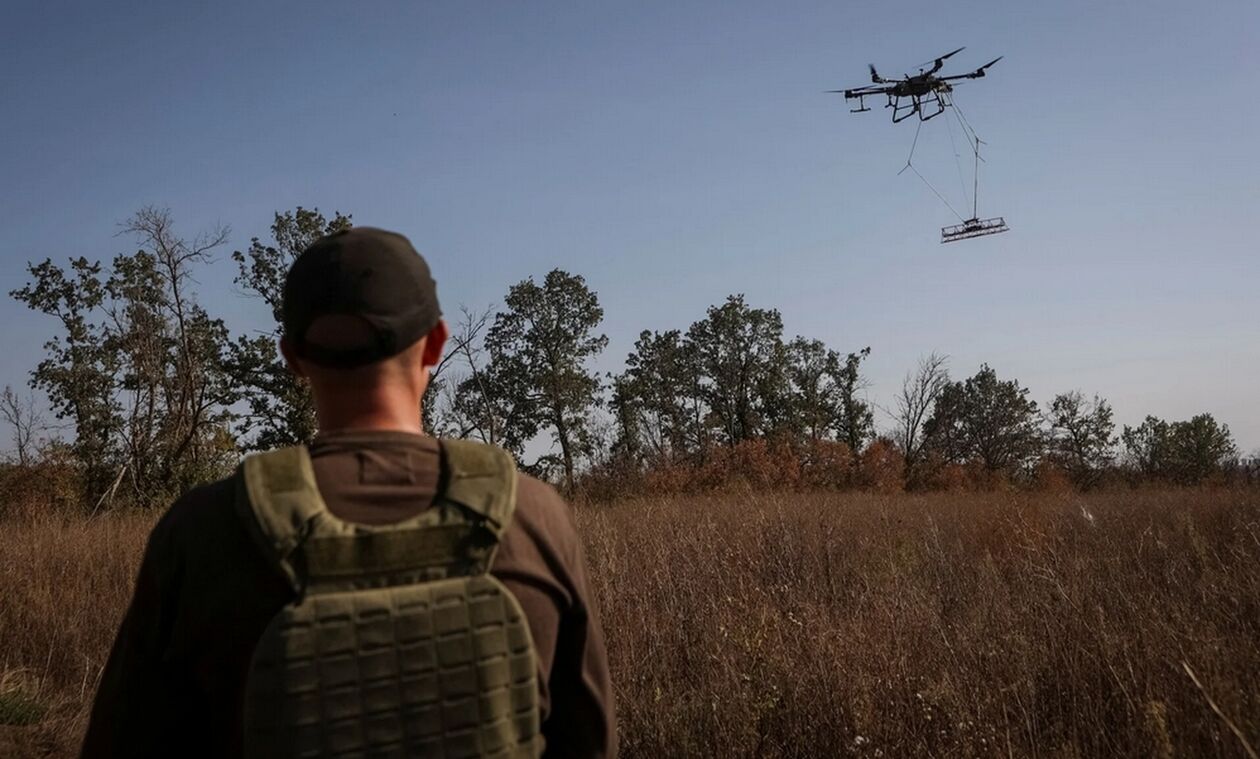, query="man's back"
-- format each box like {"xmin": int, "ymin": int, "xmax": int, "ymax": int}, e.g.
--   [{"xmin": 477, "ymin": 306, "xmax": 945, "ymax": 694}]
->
[{"xmin": 81, "ymin": 431, "xmax": 615, "ymax": 758}]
